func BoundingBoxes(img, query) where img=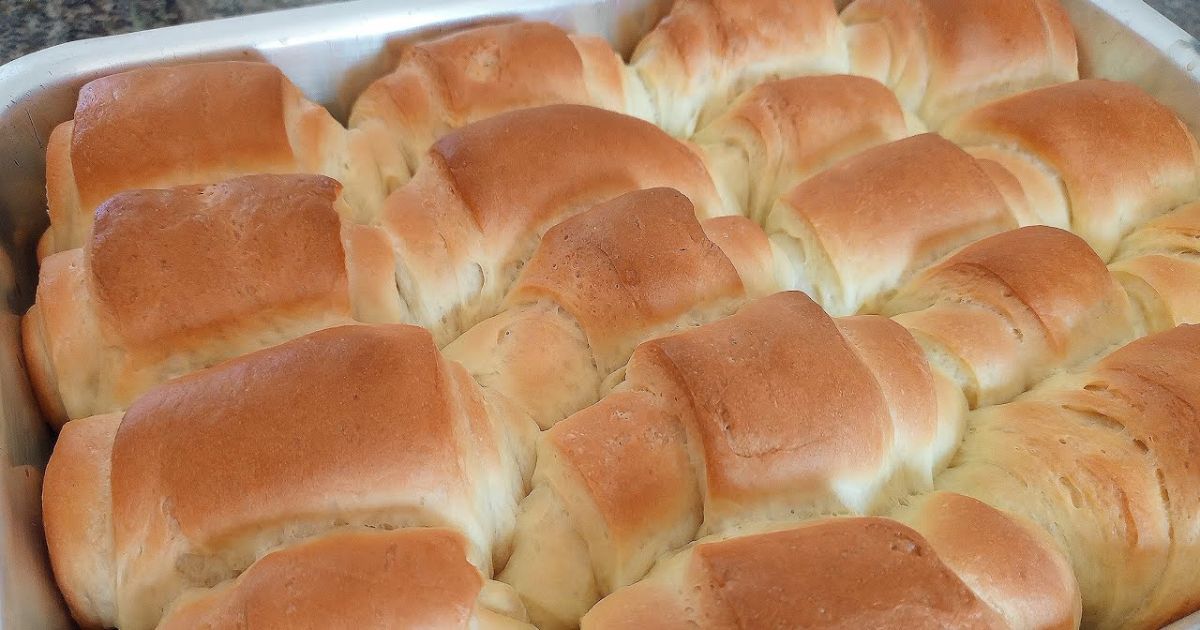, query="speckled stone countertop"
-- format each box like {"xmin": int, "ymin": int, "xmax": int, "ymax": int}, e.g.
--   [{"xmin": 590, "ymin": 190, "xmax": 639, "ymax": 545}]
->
[{"xmin": 1, "ymin": 0, "xmax": 1198, "ymax": 65}]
